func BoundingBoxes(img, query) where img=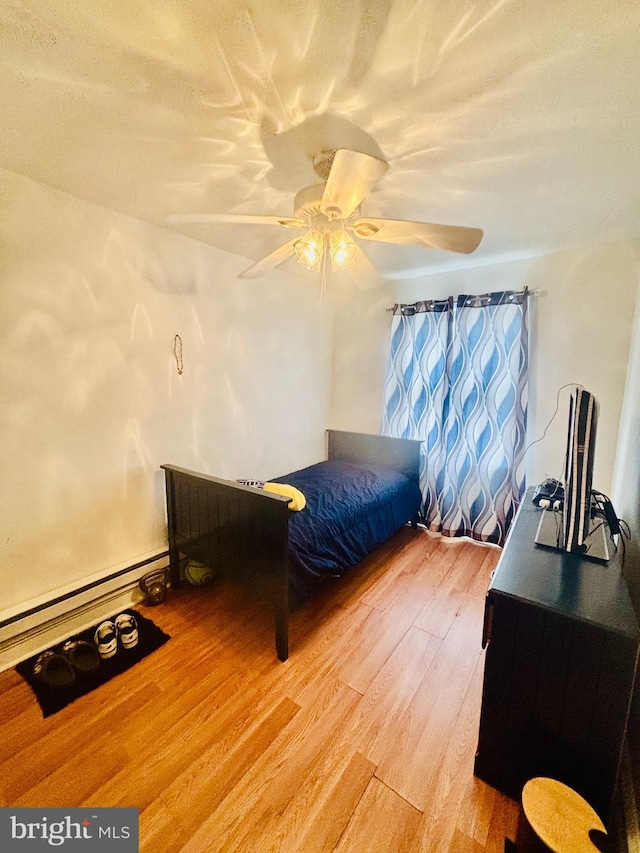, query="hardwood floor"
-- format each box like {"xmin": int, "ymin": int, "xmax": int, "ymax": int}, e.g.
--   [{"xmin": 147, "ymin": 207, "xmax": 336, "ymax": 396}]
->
[{"xmin": 0, "ymin": 527, "xmax": 520, "ymax": 851}]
